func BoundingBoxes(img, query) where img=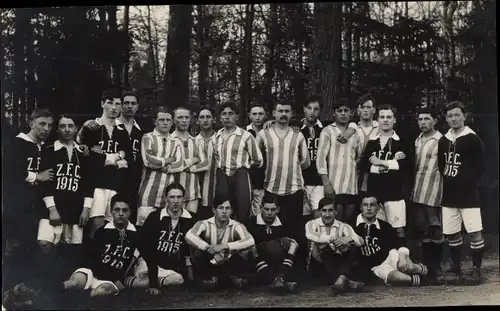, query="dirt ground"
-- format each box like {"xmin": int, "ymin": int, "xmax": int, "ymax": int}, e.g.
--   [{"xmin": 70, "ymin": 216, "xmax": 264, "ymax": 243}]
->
[{"xmin": 78, "ymin": 257, "xmax": 499, "ymax": 309}]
